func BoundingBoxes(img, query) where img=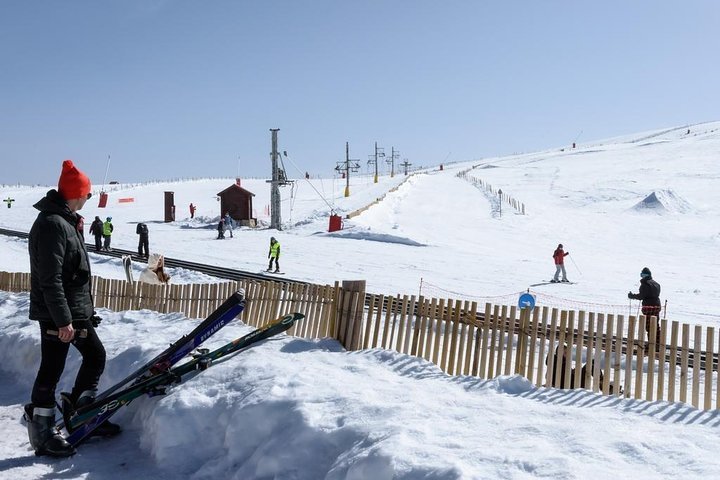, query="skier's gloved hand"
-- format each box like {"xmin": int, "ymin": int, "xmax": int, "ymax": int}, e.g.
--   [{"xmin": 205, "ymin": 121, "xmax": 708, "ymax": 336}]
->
[
  {"xmin": 90, "ymin": 314, "xmax": 102, "ymax": 327},
  {"xmin": 627, "ymin": 291, "xmax": 634, "ymax": 299}
]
